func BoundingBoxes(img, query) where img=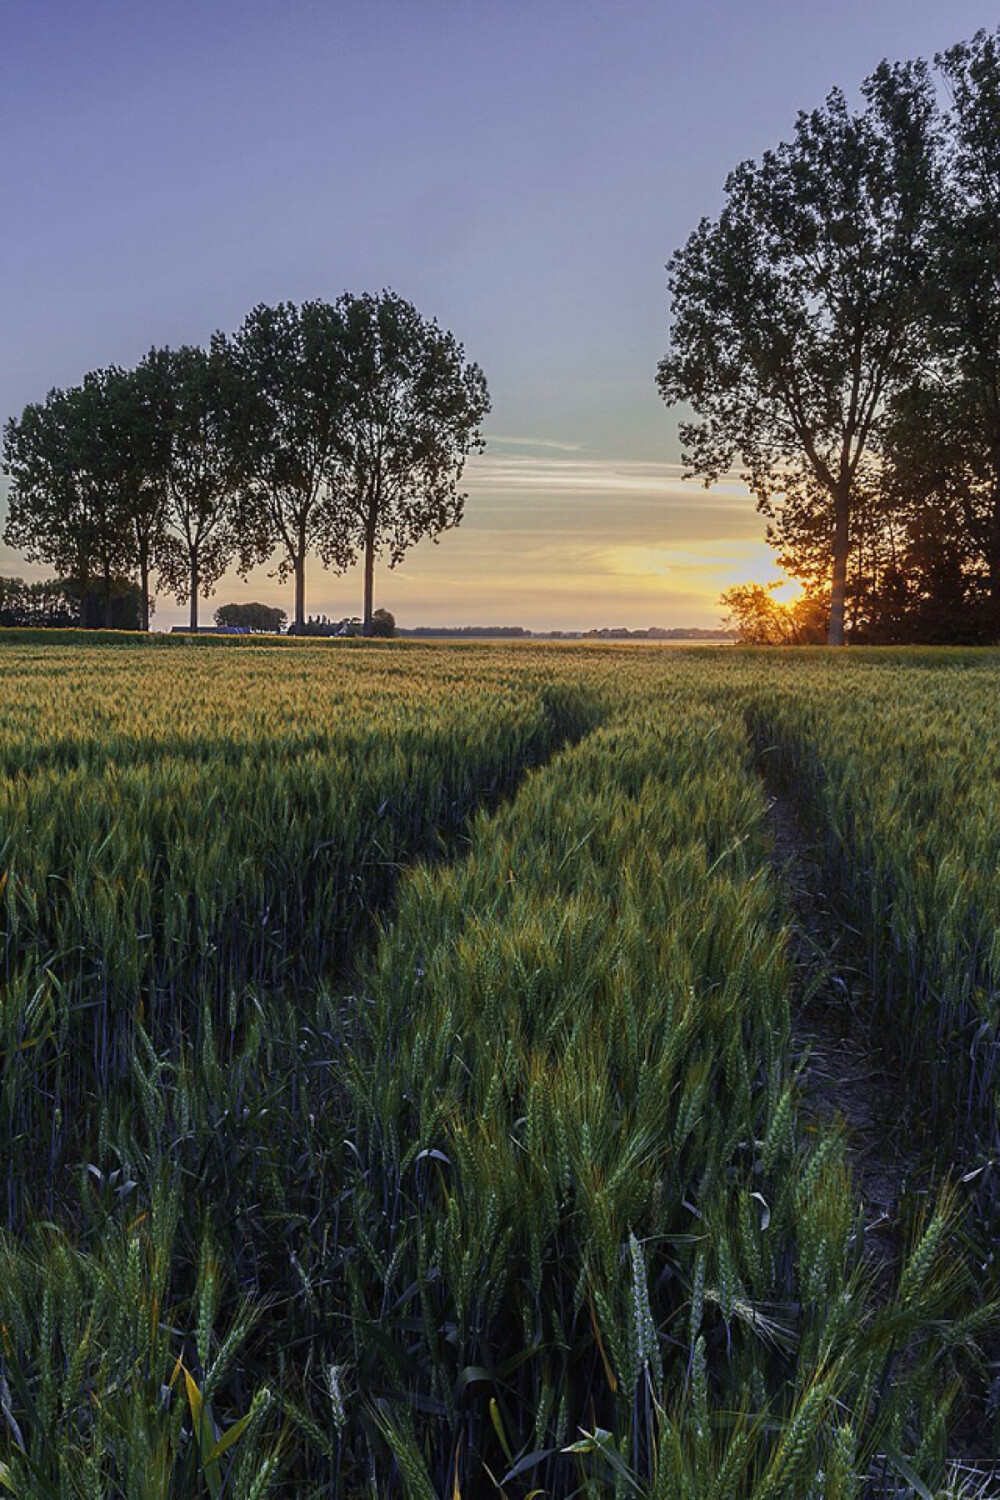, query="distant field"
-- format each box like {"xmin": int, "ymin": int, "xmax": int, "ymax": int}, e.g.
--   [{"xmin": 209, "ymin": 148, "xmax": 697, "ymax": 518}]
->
[{"xmin": 0, "ymin": 637, "xmax": 997, "ymax": 1497}]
